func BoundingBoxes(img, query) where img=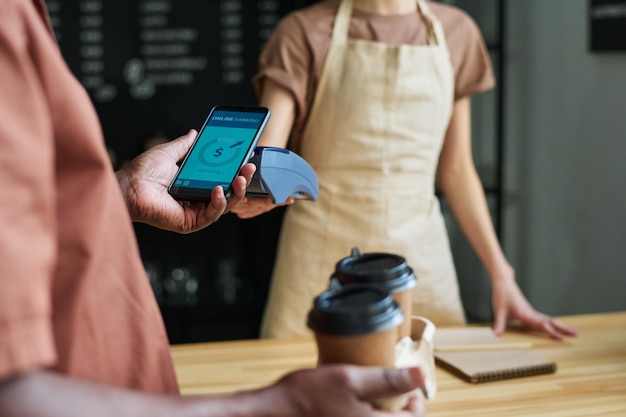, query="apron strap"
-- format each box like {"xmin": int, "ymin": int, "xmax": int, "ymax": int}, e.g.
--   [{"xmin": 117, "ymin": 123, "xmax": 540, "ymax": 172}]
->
[
  {"xmin": 330, "ymin": 0, "xmax": 354, "ymax": 45},
  {"xmin": 416, "ymin": 0, "xmax": 446, "ymax": 47}
]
